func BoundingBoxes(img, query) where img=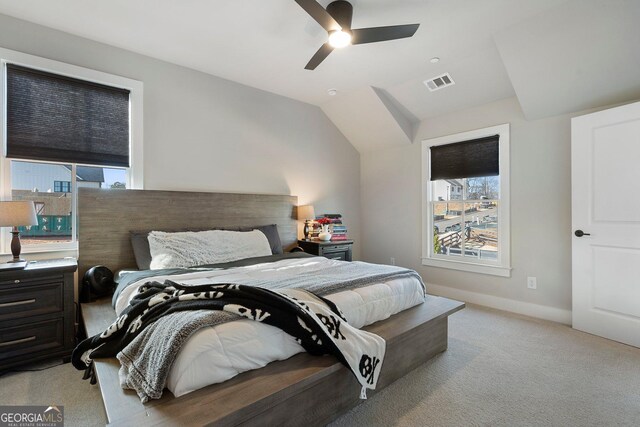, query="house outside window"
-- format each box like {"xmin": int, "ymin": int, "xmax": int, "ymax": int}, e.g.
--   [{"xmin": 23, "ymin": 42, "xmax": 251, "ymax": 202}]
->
[
  {"xmin": 422, "ymin": 124, "xmax": 511, "ymax": 277},
  {"xmin": 0, "ymin": 47, "xmax": 143, "ymax": 252}
]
